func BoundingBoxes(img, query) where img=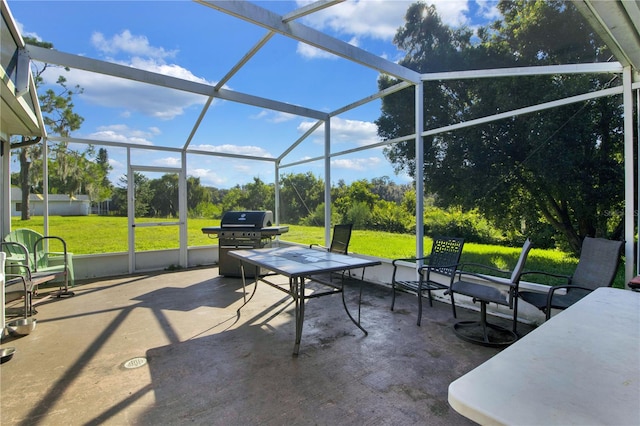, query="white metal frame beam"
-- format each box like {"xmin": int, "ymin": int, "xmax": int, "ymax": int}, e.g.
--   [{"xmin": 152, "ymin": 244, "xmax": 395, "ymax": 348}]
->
[
  {"xmin": 195, "ymin": 0, "xmax": 421, "ymax": 84},
  {"xmin": 573, "ymin": 0, "xmax": 640, "ymax": 71},
  {"xmin": 25, "ymin": 44, "xmax": 327, "ymax": 121},
  {"xmin": 421, "ymin": 62, "xmax": 624, "ymax": 81}
]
